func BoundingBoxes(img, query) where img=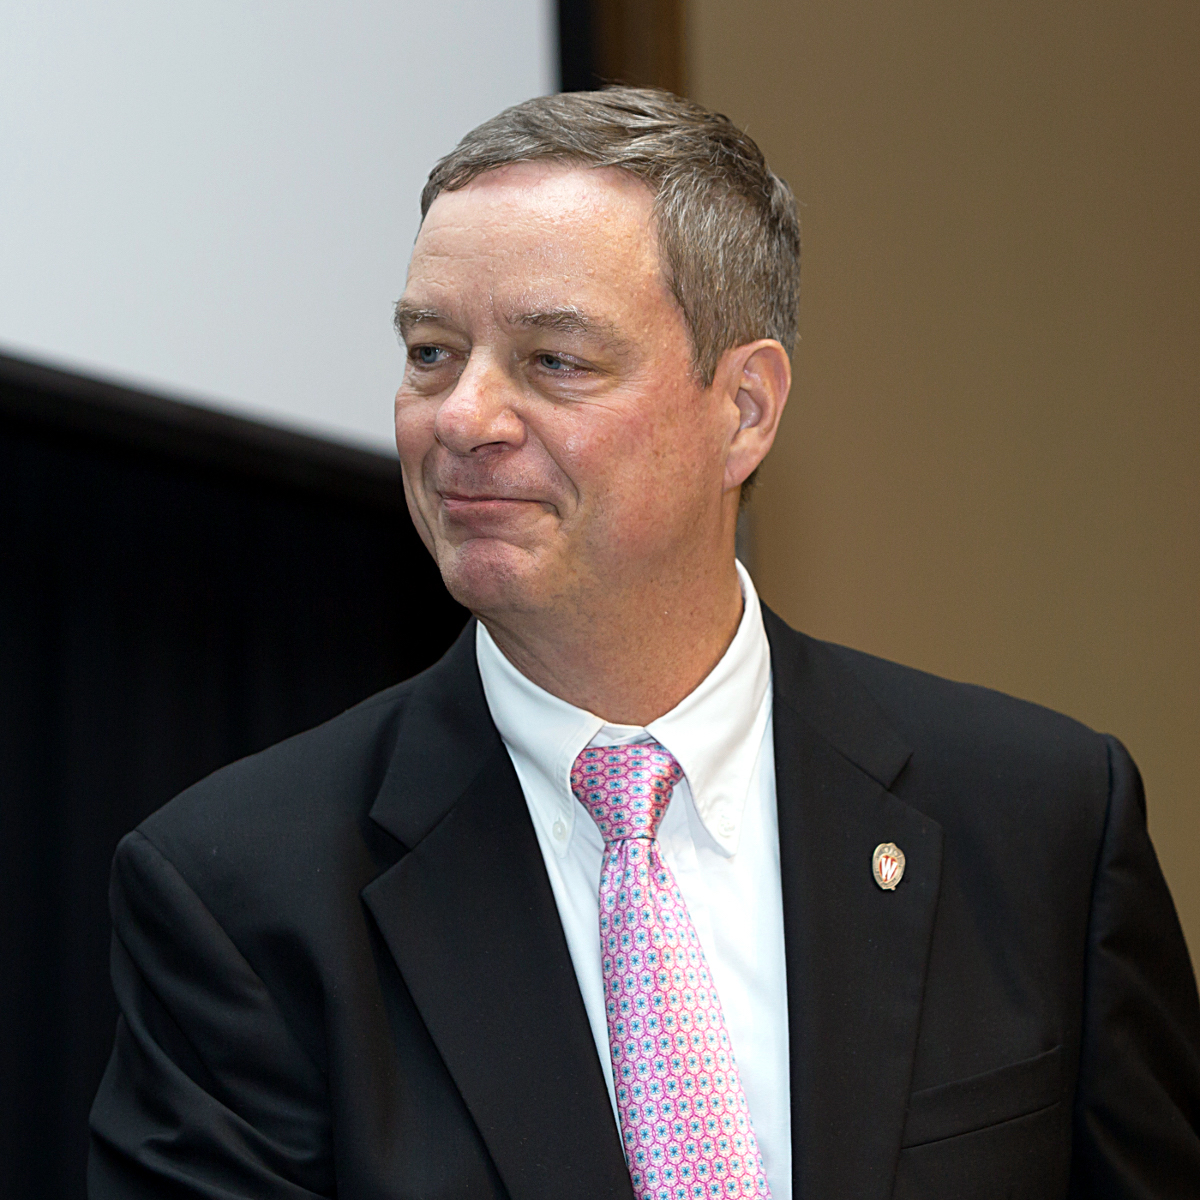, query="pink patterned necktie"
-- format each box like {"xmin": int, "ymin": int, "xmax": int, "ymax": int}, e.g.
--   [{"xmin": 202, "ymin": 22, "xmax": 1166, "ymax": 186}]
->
[{"xmin": 571, "ymin": 741, "xmax": 772, "ymax": 1200}]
